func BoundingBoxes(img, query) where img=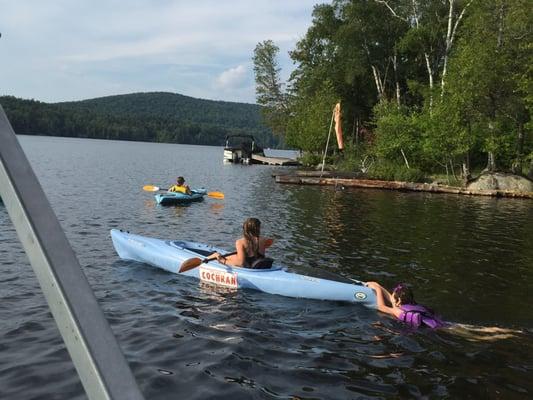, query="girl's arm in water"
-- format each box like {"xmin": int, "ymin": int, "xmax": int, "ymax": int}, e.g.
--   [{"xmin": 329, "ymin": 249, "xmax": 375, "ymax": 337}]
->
[{"xmin": 366, "ymin": 282, "xmax": 402, "ymax": 318}]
